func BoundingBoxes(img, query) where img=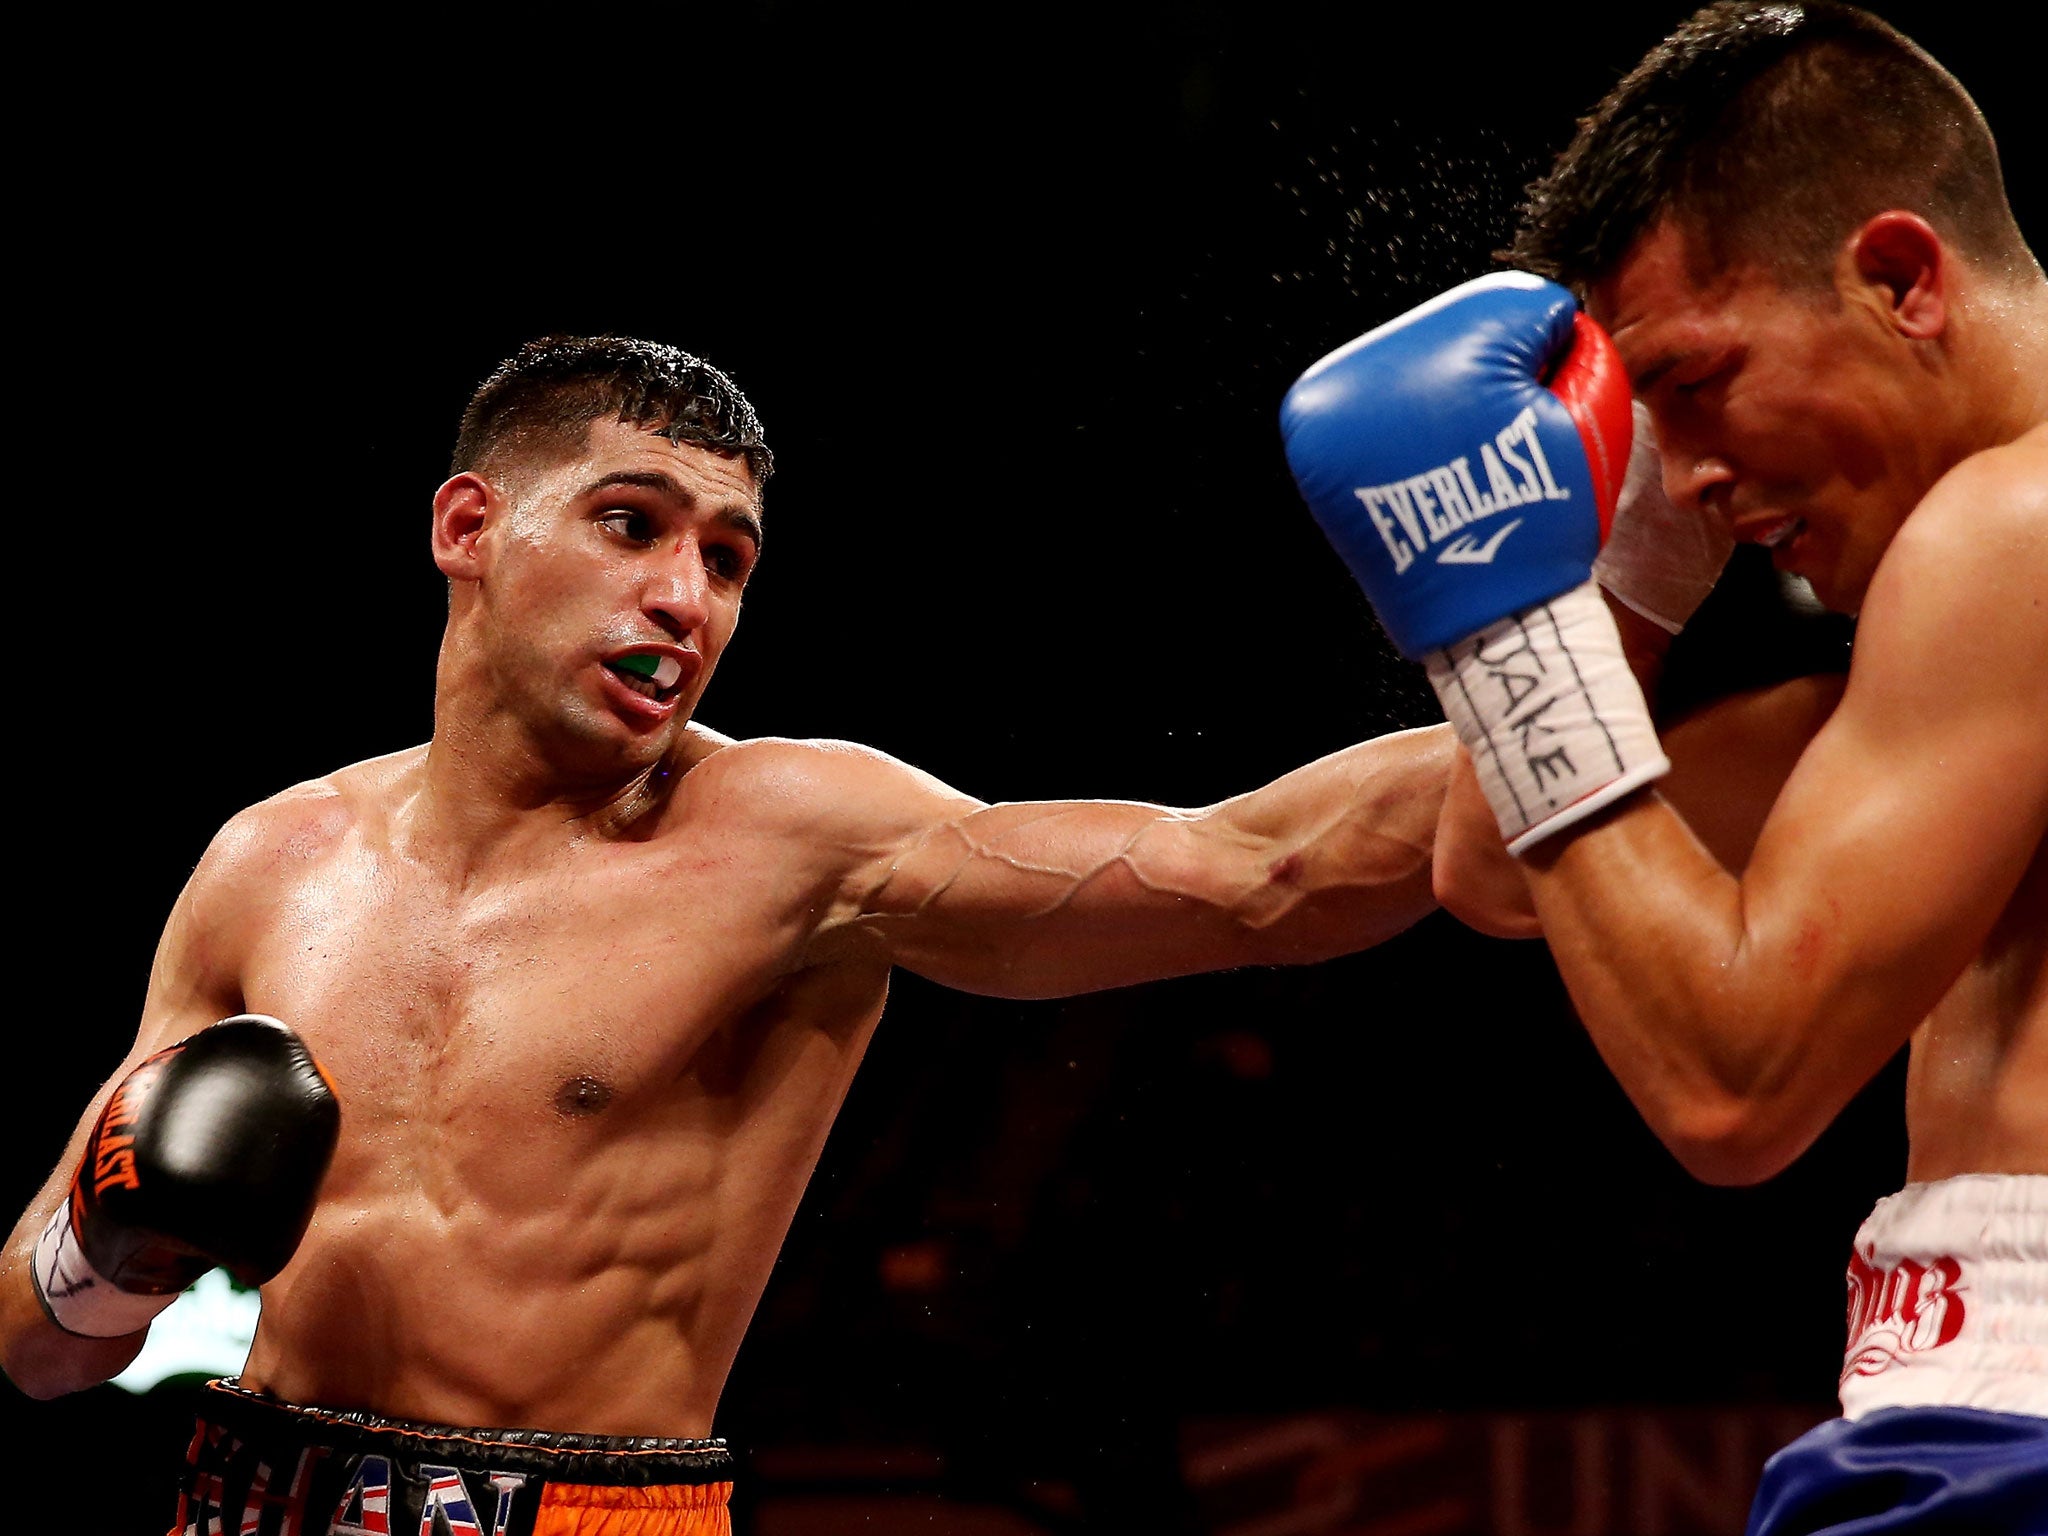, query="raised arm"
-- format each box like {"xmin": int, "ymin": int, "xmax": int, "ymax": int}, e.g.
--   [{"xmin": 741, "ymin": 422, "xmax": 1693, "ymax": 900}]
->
[
  {"xmin": 1520, "ymin": 457, "xmax": 2048, "ymax": 1183},
  {"xmin": 801, "ymin": 723, "xmax": 1454, "ymax": 999},
  {"xmin": 1432, "ymin": 403, "xmax": 1750, "ymax": 940},
  {"xmin": 1436, "ymin": 667, "xmax": 1849, "ymax": 940},
  {"xmin": 1268, "ymin": 268, "xmax": 2046, "ymax": 1187}
]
